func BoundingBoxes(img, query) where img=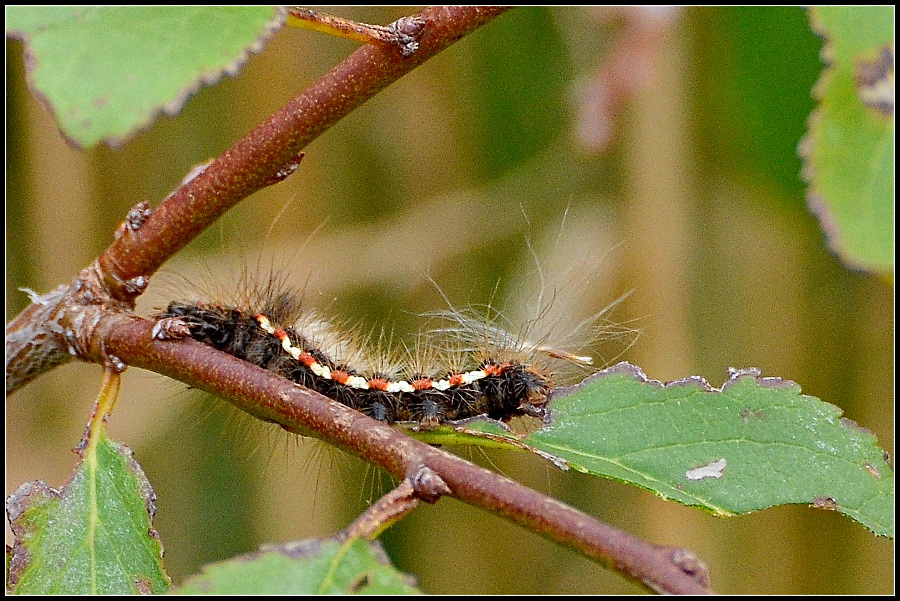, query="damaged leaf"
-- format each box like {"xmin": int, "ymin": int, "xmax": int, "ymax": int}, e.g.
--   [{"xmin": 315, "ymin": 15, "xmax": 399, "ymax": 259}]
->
[
  {"xmin": 6, "ymin": 429, "xmax": 170, "ymax": 594},
  {"xmin": 524, "ymin": 362, "xmax": 893, "ymax": 537}
]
